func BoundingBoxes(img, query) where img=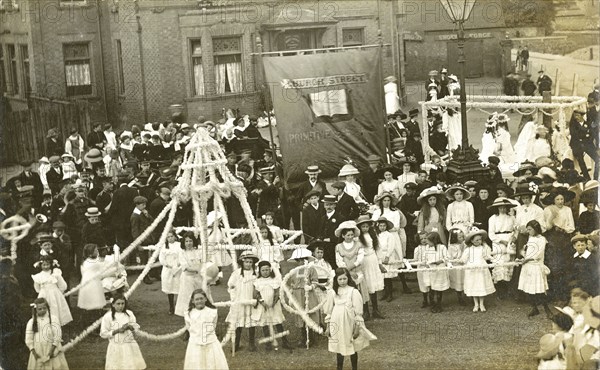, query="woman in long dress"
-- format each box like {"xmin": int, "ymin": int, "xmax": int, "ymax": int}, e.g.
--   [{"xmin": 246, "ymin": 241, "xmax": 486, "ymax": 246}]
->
[
  {"xmin": 384, "ymin": 76, "xmax": 401, "ymax": 115},
  {"xmin": 100, "ymin": 295, "xmax": 146, "ymax": 370},
  {"xmin": 159, "ymin": 231, "xmax": 182, "ymax": 315},
  {"xmin": 487, "ymin": 197, "xmax": 517, "ymax": 300},
  {"xmin": 494, "ymin": 114, "xmax": 516, "ymax": 166},
  {"xmin": 175, "ymin": 233, "xmax": 205, "ymax": 317},
  {"xmin": 479, "ymin": 115, "xmax": 498, "ymax": 164},
  {"xmin": 31, "ymin": 256, "xmax": 72, "ymax": 326},
  {"xmin": 417, "ymin": 187, "xmax": 447, "ymax": 244}
]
